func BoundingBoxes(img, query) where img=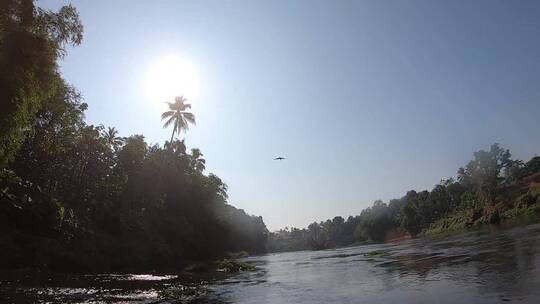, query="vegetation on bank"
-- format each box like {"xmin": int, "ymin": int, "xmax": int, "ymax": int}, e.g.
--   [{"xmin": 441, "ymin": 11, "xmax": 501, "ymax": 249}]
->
[
  {"xmin": 158, "ymin": 285, "xmax": 209, "ymax": 303},
  {"xmin": 0, "ymin": 0, "xmax": 267, "ymax": 272},
  {"xmin": 268, "ymin": 145, "xmax": 540, "ymax": 252},
  {"xmin": 182, "ymin": 255, "xmax": 256, "ymax": 274}
]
